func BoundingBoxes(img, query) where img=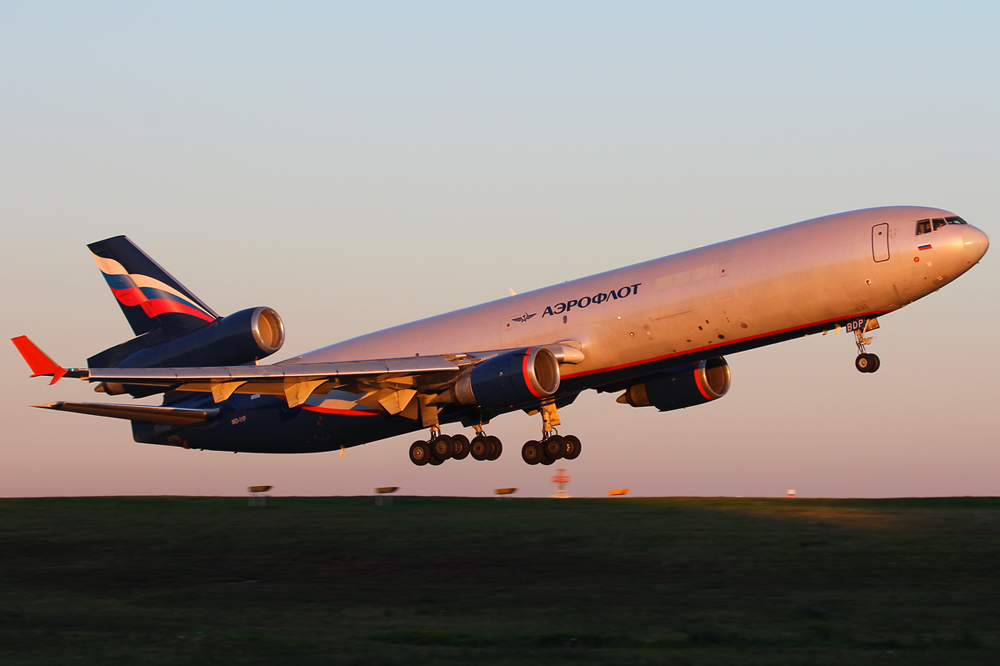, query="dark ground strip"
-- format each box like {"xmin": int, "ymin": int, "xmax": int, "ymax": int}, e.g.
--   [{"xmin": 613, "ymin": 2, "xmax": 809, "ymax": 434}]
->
[{"xmin": 0, "ymin": 496, "xmax": 998, "ymax": 665}]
